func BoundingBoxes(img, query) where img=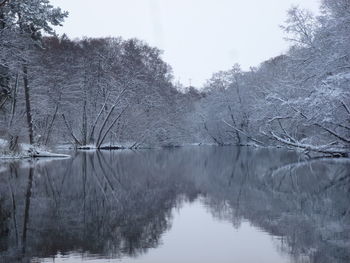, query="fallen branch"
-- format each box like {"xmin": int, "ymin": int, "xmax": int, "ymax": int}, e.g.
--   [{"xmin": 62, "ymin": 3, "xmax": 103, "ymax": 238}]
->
[
  {"xmin": 269, "ymin": 131, "xmax": 348, "ymax": 156},
  {"xmin": 271, "ymin": 95, "xmax": 350, "ymax": 144}
]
